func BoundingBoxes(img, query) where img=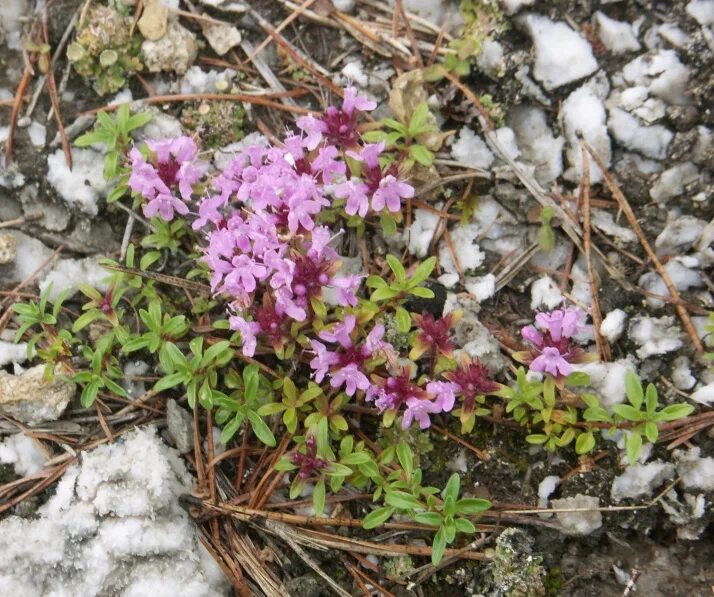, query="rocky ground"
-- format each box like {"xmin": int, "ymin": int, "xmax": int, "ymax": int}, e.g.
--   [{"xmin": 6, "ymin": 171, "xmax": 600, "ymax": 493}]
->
[{"xmin": 0, "ymin": 0, "xmax": 713, "ymax": 595}]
